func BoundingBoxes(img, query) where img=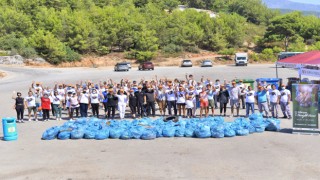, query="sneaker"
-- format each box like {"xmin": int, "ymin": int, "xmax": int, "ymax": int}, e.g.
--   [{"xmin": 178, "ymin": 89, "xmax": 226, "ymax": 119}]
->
[
  {"xmin": 21, "ymin": 120, "xmax": 25, "ymax": 123},
  {"xmin": 56, "ymin": 118, "xmax": 58, "ymax": 121},
  {"xmin": 288, "ymin": 116, "xmax": 292, "ymax": 120},
  {"xmin": 28, "ymin": 118, "xmax": 31, "ymax": 122},
  {"xmin": 35, "ymin": 119, "xmax": 38, "ymax": 121}
]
